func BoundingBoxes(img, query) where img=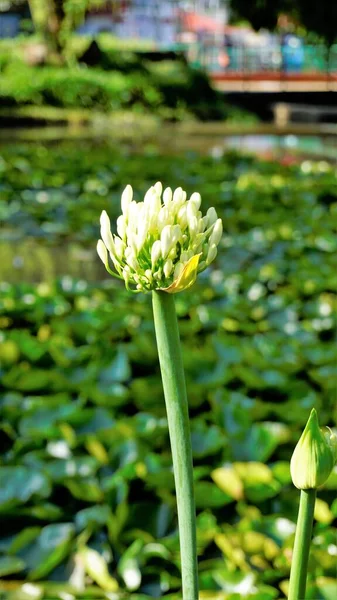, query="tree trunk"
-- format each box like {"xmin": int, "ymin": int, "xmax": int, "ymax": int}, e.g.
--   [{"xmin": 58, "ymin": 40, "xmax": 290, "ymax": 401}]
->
[
  {"xmin": 27, "ymin": 0, "xmax": 66, "ymax": 62},
  {"xmin": 45, "ymin": 0, "xmax": 66, "ymax": 58}
]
